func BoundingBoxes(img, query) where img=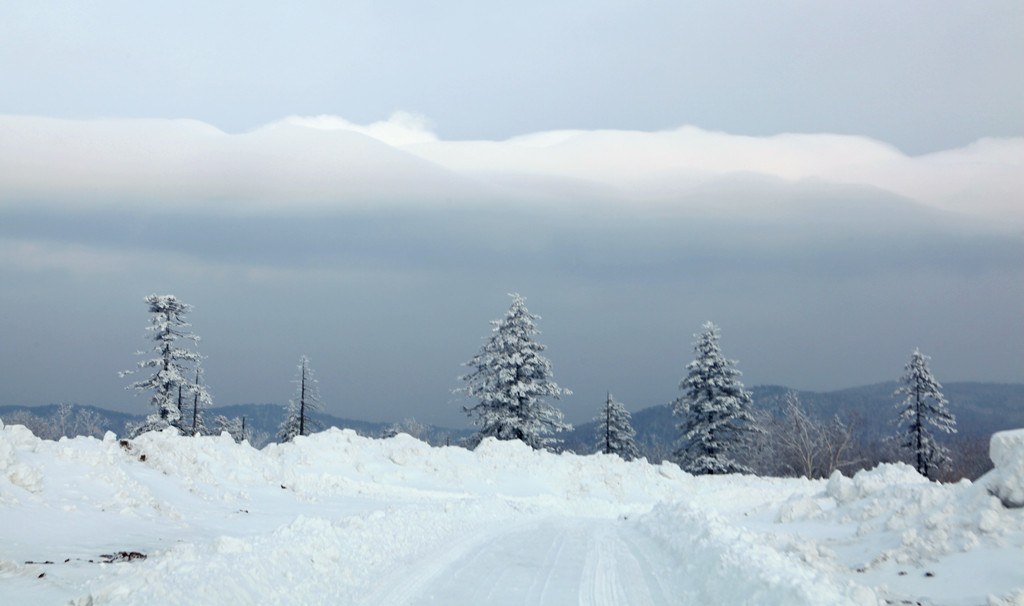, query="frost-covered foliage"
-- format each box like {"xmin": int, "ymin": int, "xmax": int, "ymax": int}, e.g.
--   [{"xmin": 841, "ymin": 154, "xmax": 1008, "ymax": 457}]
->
[
  {"xmin": 458, "ymin": 294, "xmax": 571, "ymax": 450},
  {"xmin": 277, "ymin": 355, "xmax": 322, "ymax": 443},
  {"xmin": 121, "ymin": 294, "xmax": 207, "ymax": 437},
  {"xmin": 673, "ymin": 322, "xmax": 757, "ymax": 475},
  {"xmin": 893, "ymin": 348, "xmax": 956, "ymax": 479},
  {"xmin": 594, "ymin": 392, "xmax": 640, "ymax": 460},
  {"xmin": 0, "ymin": 404, "xmax": 106, "ymax": 440},
  {"xmin": 381, "ymin": 418, "xmax": 428, "ymax": 440},
  {"xmin": 212, "ymin": 415, "xmax": 245, "ymax": 442},
  {"xmin": 758, "ymin": 390, "xmax": 860, "ymax": 479},
  {"xmin": 211, "ymin": 415, "xmax": 269, "ymax": 447},
  {"xmin": 184, "ymin": 366, "xmax": 213, "ymax": 436}
]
